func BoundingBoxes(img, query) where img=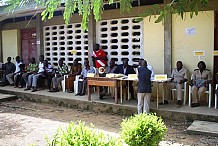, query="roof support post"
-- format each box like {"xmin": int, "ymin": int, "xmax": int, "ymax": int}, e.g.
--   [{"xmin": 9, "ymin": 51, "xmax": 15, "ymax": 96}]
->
[
  {"xmin": 36, "ymin": 13, "xmax": 44, "ymax": 60},
  {"xmin": 0, "ymin": 22, "xmax": 2, "ymax": 62},
  {"xmin": 88, "ymin": 12, "xmax": 96, "ymax": 66},
  {"xmin": 164, "ymin": 13, "xmax": 172, "ymax": 76}
]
